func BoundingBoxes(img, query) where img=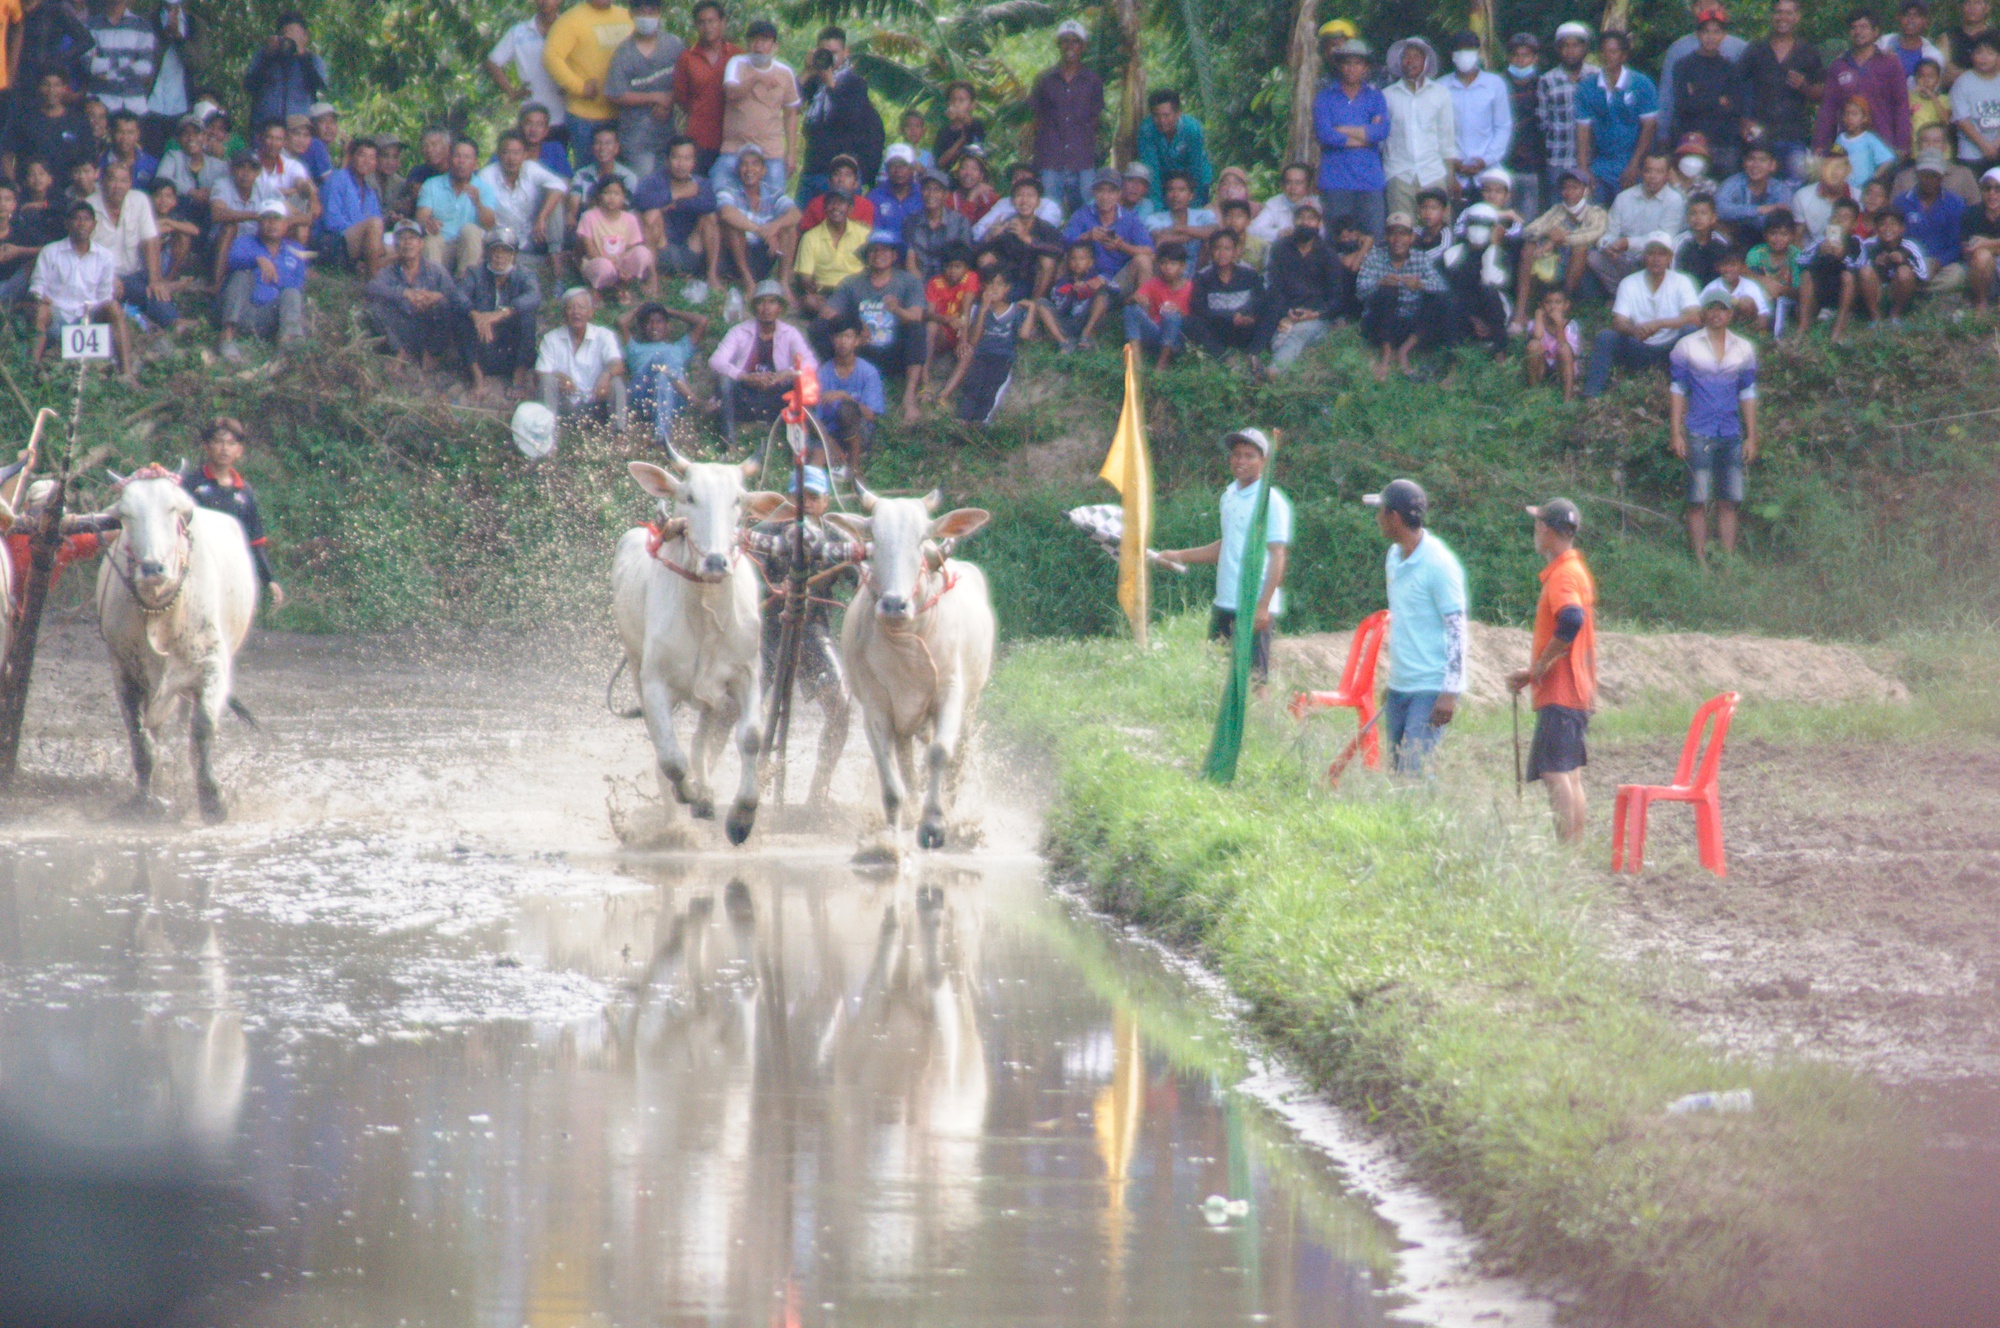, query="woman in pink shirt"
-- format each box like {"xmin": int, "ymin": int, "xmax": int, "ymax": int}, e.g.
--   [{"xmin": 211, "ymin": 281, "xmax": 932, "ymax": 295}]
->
[{"xmin": 577, "ymin": 177, "xmax": 657, "ymax": 301}]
